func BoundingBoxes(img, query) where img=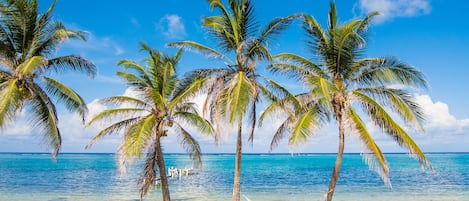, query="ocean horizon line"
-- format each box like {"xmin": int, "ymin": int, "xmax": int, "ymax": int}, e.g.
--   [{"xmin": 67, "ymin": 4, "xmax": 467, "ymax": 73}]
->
[{"xmin": 1, "ymin": 151, "xmax": 468, "ymax": 155}]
